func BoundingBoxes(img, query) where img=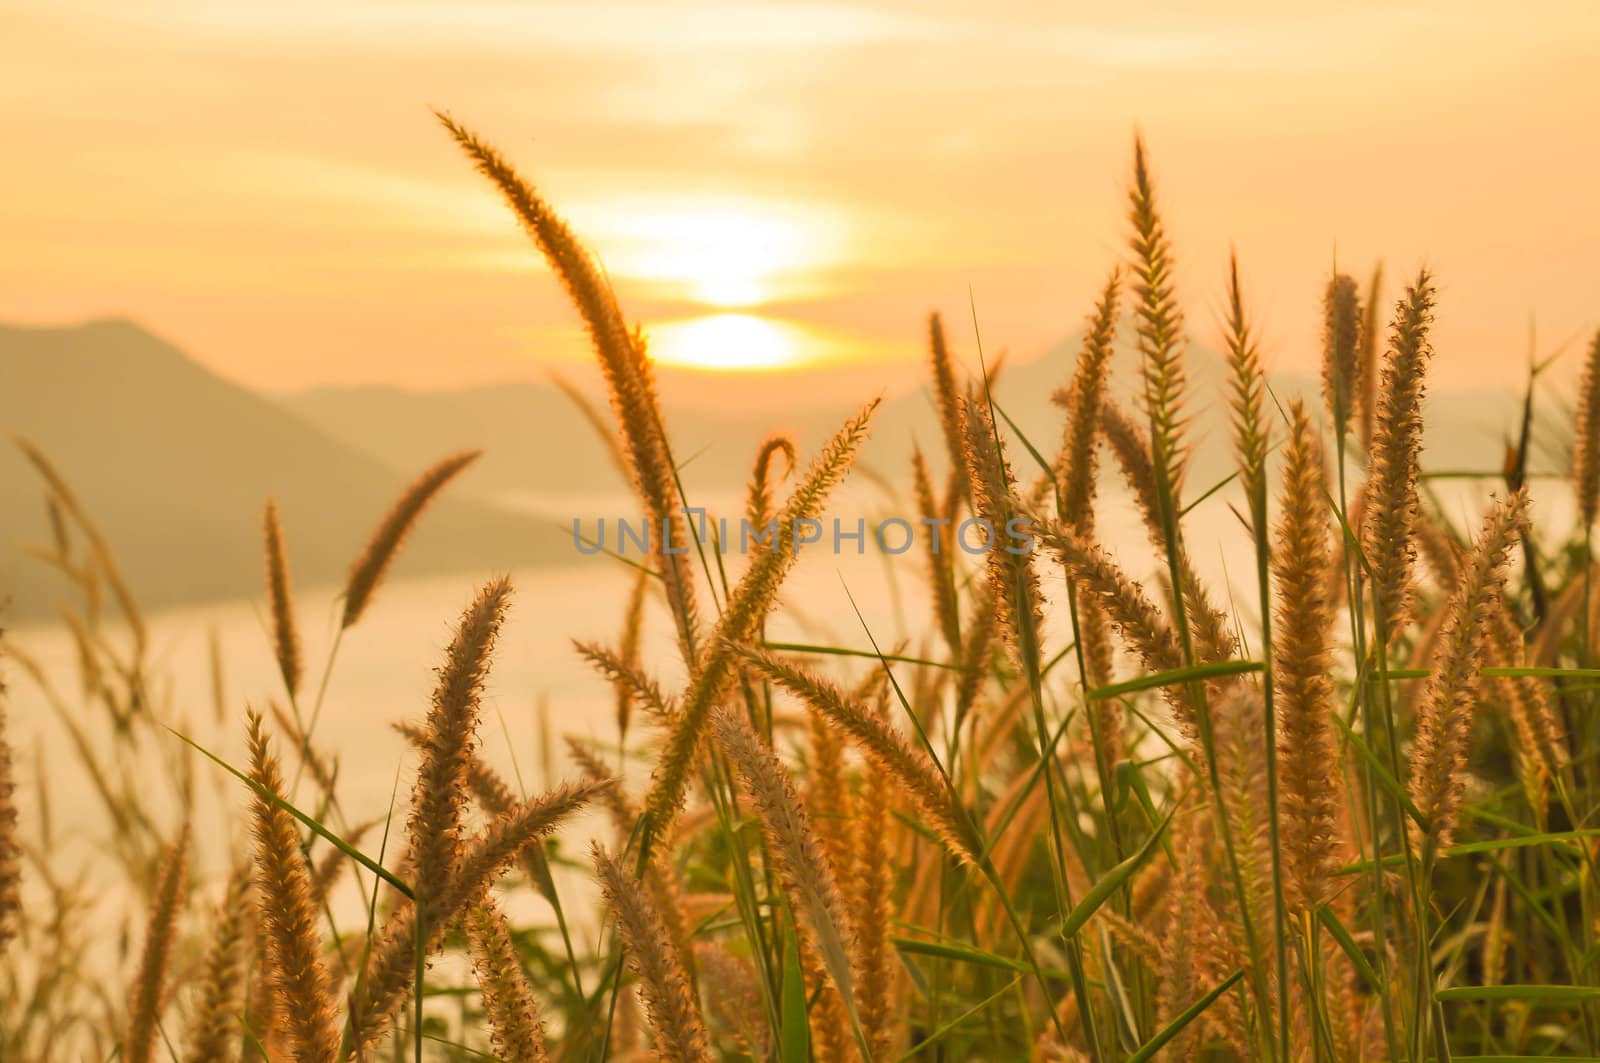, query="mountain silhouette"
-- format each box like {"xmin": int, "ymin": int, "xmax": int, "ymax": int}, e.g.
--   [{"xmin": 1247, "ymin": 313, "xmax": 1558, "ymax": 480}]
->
[
  {"xmin": 0, "ymin": 319, "xmax": 569, "ymax": 622},
  {"xmin": 284, "ymin": 323, "xmax": 1537, "ymax": 514},
  {"xmin": 1, "ymin": 317, "xmax": 1539, "ymax": 621},
  {"xmin": 281, "ymin": 370, "xmax": 871, "ymax": 500}
]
